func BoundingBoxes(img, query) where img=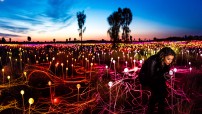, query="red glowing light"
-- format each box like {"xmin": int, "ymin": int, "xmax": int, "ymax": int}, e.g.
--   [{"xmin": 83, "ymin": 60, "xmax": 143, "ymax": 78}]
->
[{"xmin": 53, "ymin": 98, "xmax": 59, "ymax": 104}]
